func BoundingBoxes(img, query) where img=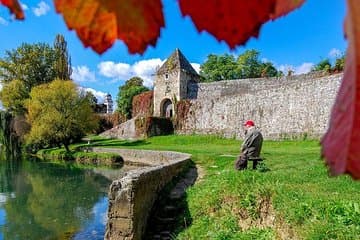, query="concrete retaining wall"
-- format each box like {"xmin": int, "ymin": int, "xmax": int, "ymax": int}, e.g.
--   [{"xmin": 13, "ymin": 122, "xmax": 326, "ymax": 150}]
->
[{"xmin": 93, "ymin": 148, "xmax": 191, "ymax": 240}]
